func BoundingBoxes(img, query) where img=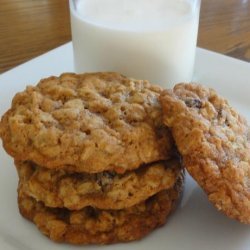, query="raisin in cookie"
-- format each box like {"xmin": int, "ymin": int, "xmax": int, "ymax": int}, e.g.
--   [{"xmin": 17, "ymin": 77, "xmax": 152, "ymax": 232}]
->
[
  {"xmin": 0, "ymin": 72, "xmax": 174, "ymax": 173},
  {"xmin": 160, "ymin": 83, "xmax": 250, "ymax": 224}
]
